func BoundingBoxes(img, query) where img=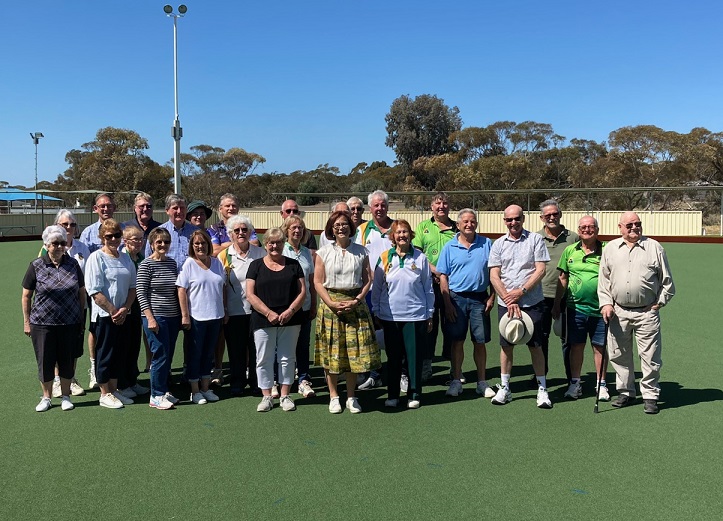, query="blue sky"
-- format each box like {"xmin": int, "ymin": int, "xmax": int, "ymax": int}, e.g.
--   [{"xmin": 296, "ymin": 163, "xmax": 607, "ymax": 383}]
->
[{"xmin": 2, "ymin": 0, "xmax": 722, "ymax": 189}]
